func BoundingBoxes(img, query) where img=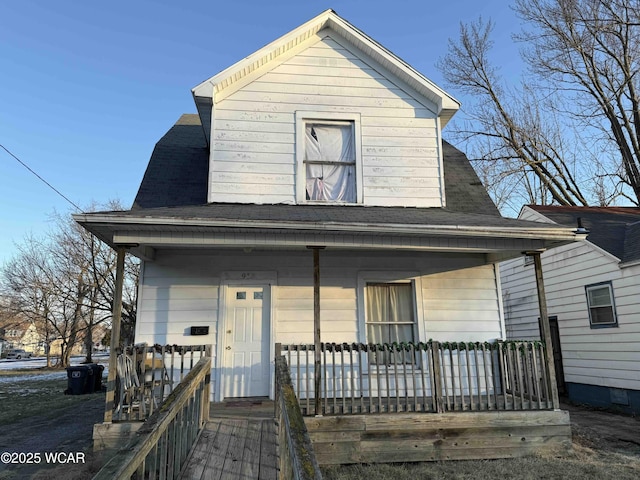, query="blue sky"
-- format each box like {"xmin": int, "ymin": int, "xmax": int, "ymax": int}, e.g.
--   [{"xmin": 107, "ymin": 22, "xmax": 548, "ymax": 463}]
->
[{"xmin": 0, "ymin": 0, "xmax": 522, "ymax": 266}]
